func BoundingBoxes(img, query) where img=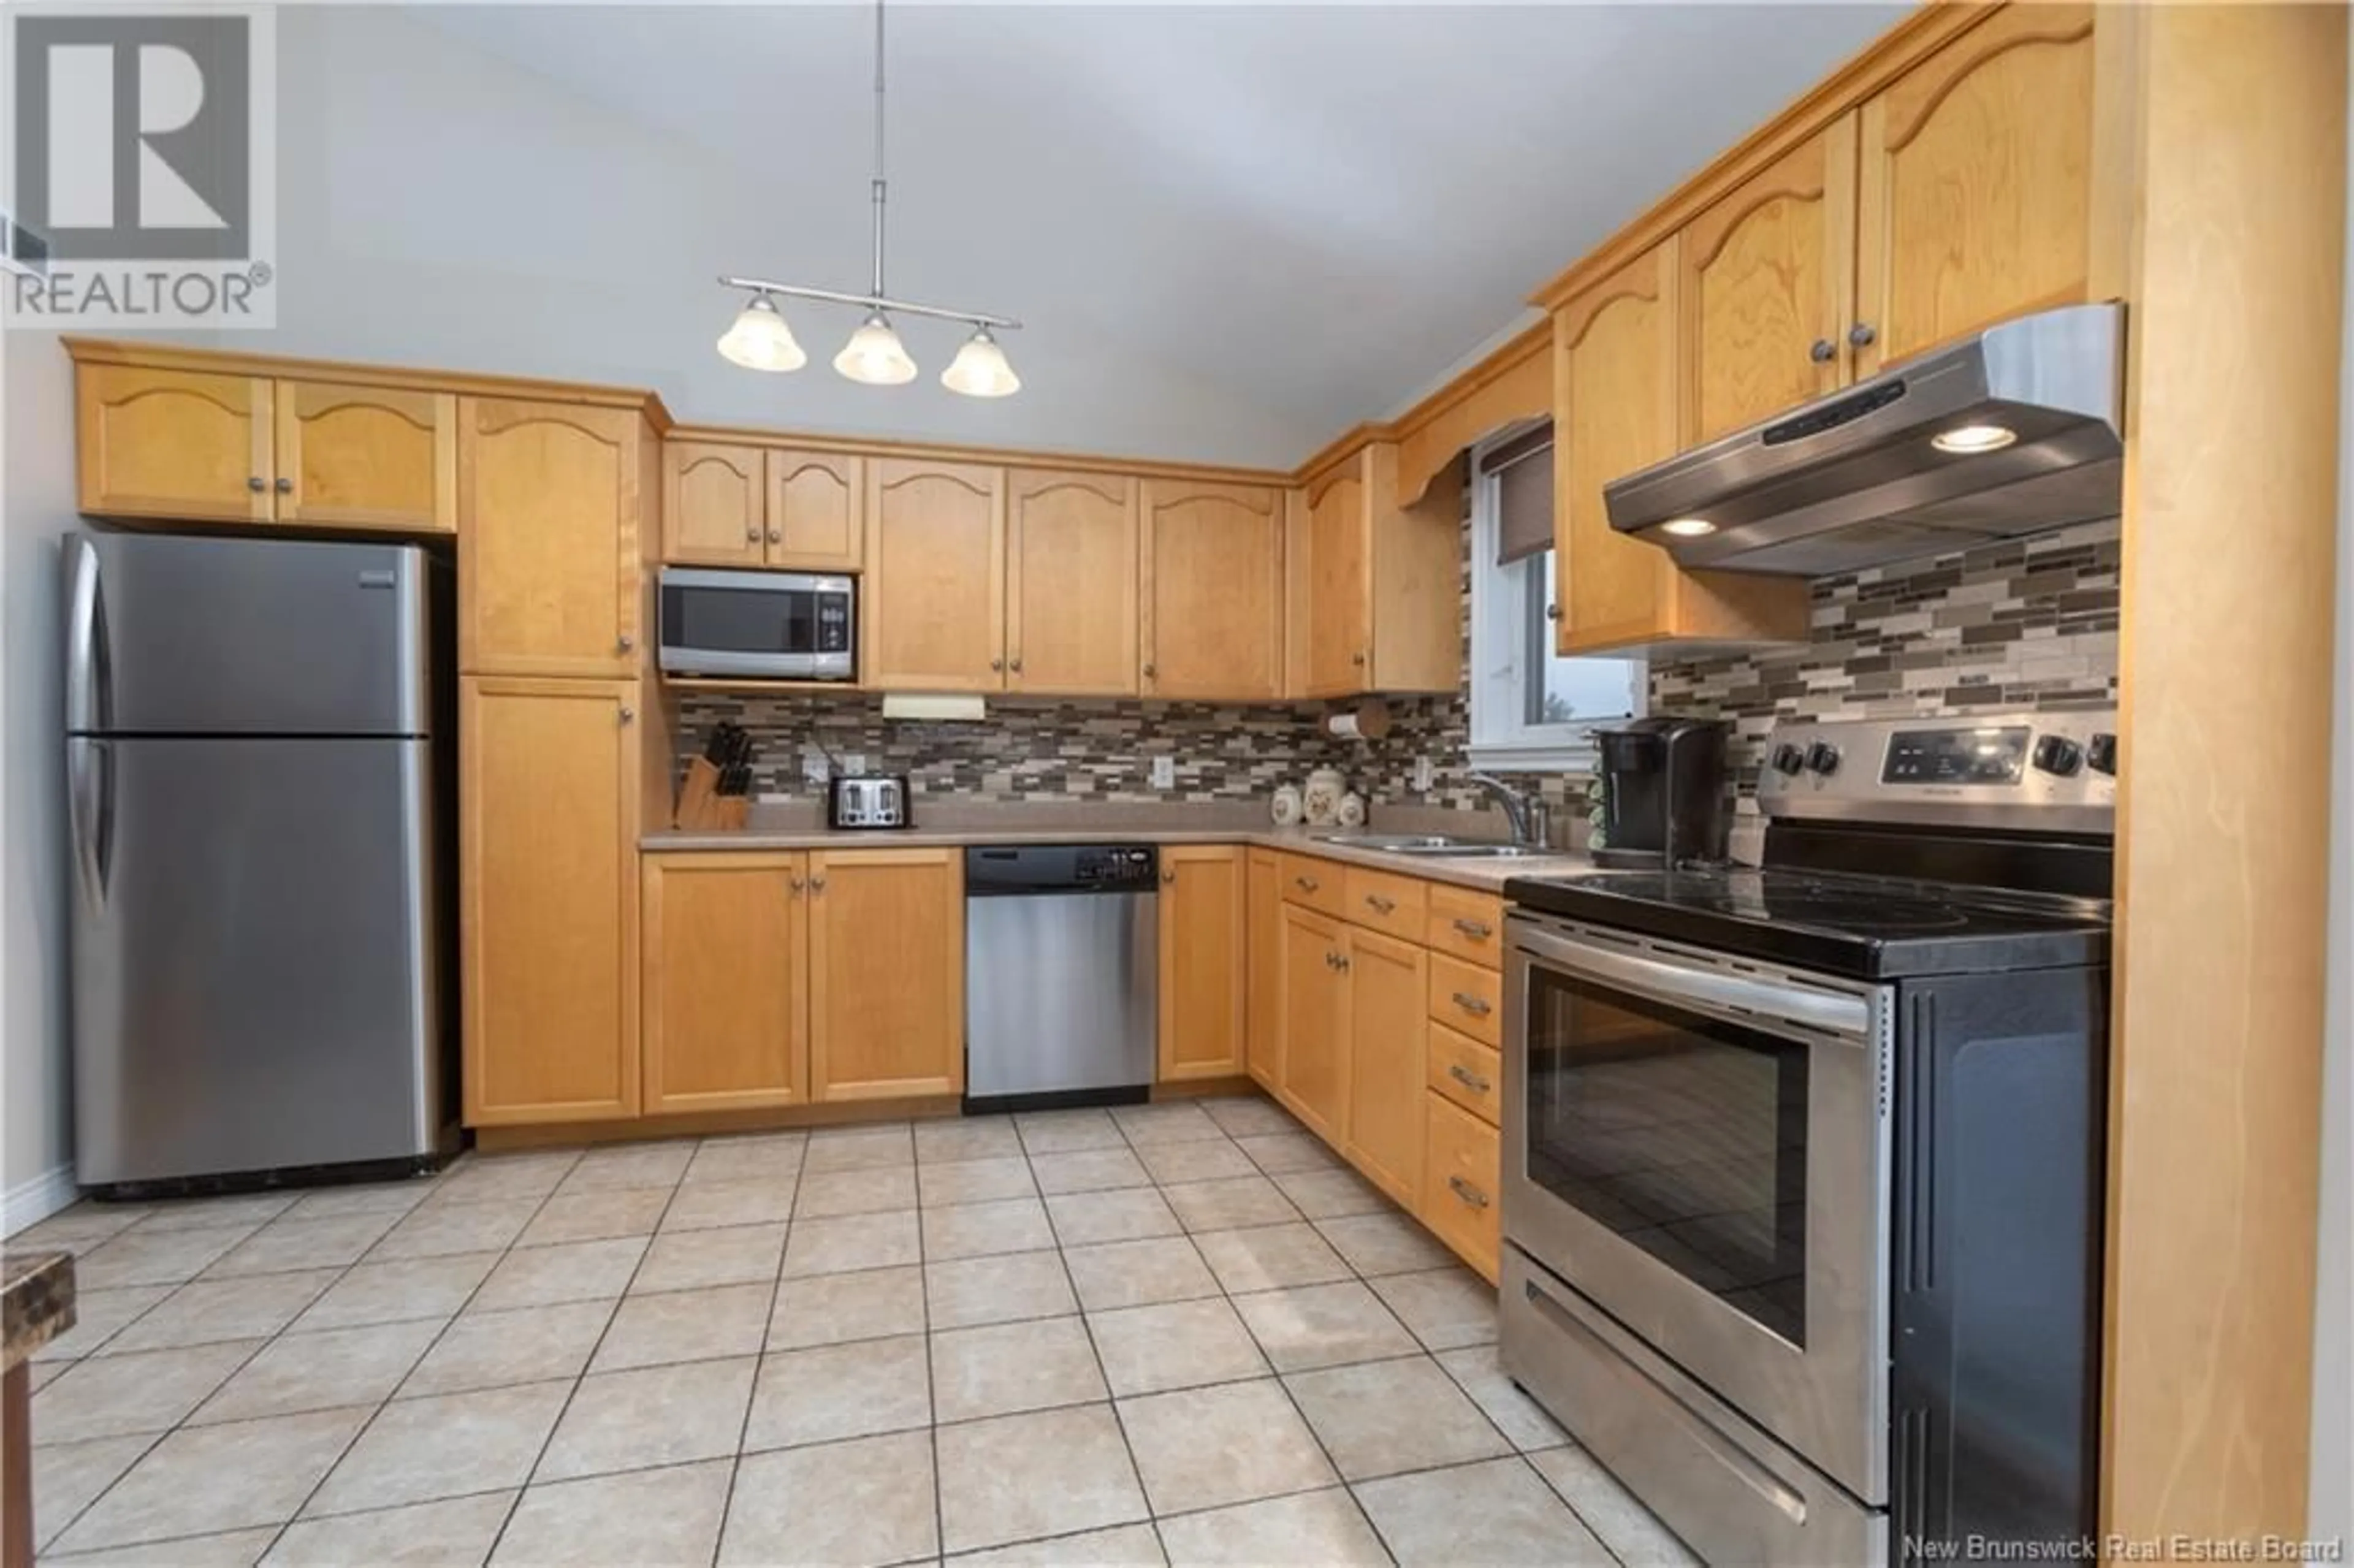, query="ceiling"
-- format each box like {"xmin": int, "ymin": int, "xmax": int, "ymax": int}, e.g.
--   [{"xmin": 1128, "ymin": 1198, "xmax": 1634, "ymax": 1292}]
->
[{"xmin": 260, "ymin": 4, "xmax": 1903, "ymax": 468}]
